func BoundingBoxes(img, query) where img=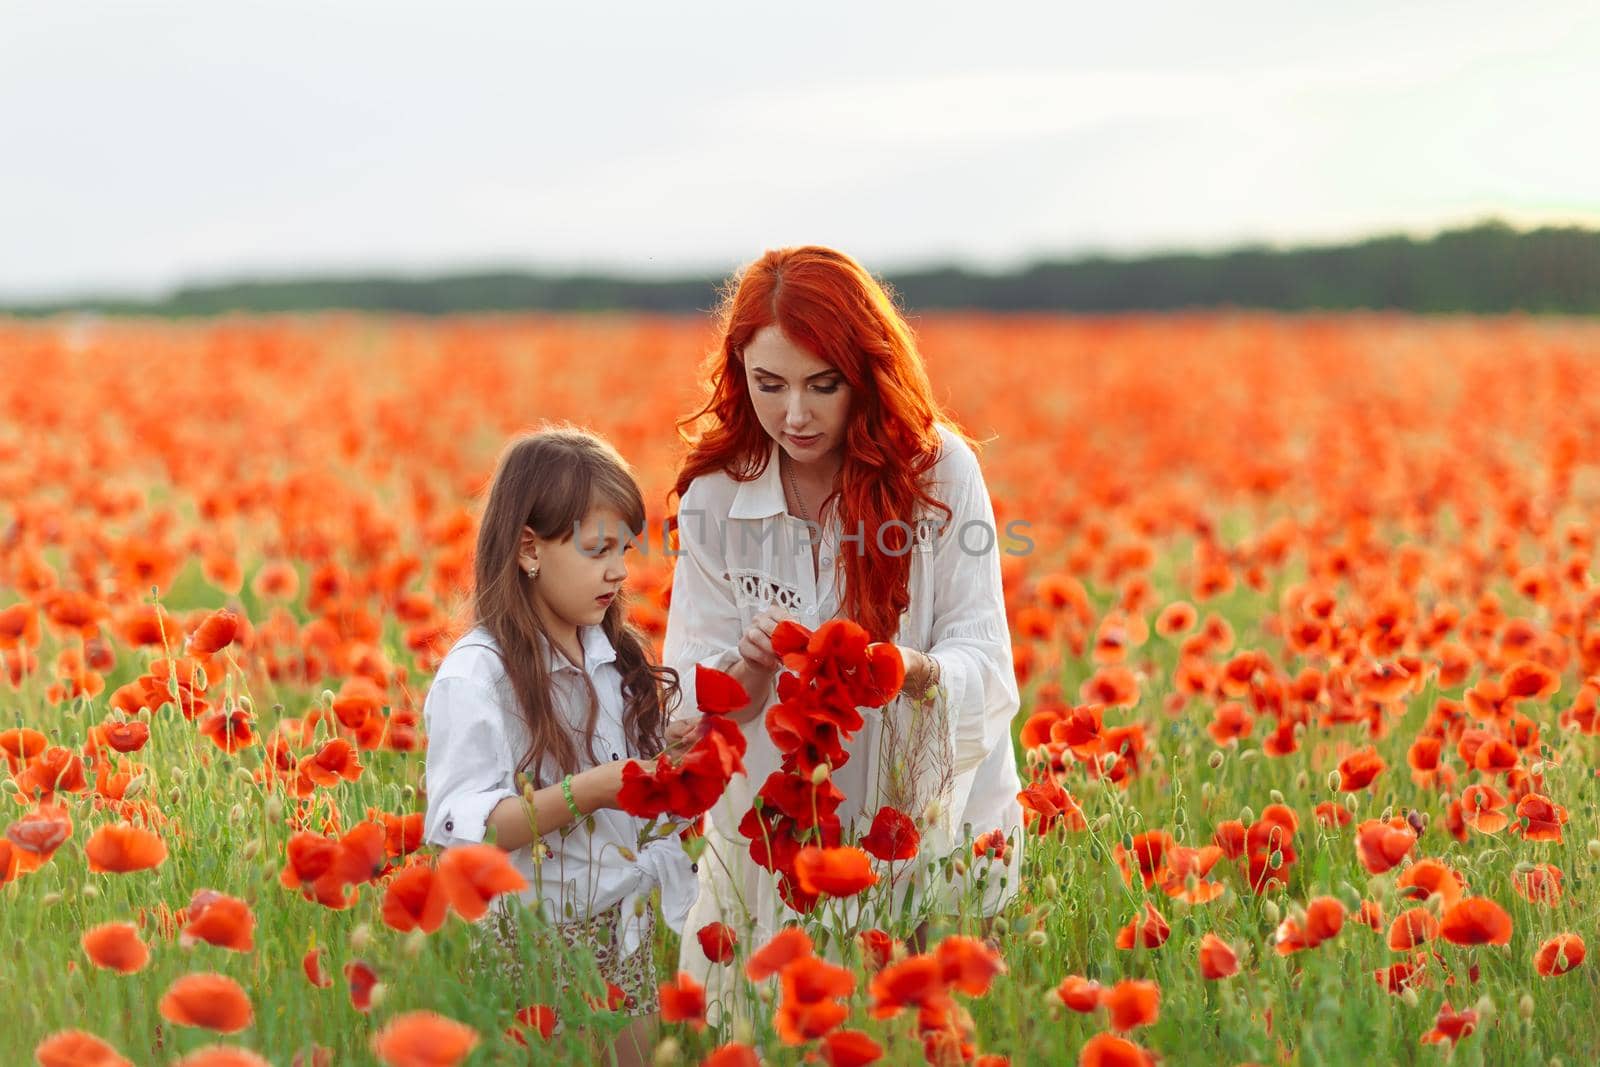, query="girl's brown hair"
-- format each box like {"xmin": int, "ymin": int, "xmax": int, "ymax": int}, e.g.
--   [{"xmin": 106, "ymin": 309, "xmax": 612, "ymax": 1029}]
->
[{"xmin": 473, "ymin": 426, "xmax": 678, "ymax": 784}]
